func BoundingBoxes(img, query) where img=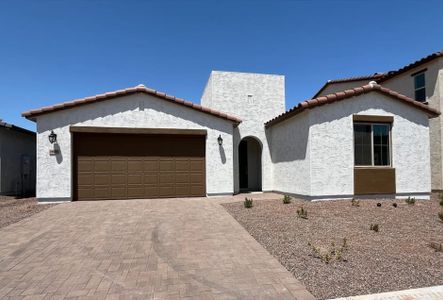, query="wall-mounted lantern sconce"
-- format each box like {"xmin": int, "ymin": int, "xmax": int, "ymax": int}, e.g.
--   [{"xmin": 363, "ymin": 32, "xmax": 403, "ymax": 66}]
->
[
  {"xmin": 48, "ymin": 130, "xmax": 57, "ymax": 144},
  {"xmin": 217, "ymin": 135, "xmax": 223, "ymax": 146}
]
